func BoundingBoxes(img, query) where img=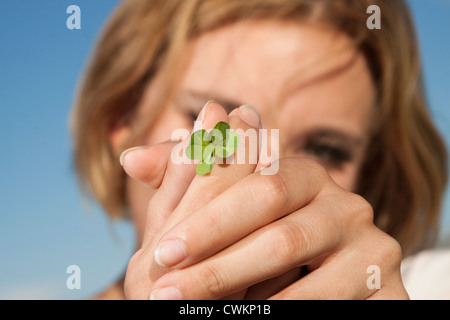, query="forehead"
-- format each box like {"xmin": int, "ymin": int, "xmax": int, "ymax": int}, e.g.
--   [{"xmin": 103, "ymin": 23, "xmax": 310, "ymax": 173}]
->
[{"xmin": 179, "ymin": 20, "xmax": 375, "ymax": 136}]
